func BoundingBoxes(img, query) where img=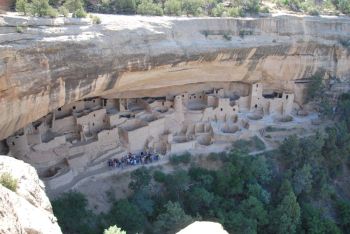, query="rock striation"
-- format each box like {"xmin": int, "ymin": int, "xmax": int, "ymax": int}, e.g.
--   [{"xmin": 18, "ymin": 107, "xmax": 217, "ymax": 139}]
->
[
  {"xmin": 0, "ymin": 156, "xmax": 62, "ymax": 234},
  {"xmin": 0, "ymin": 12, "xmax": 350, "ymax": 140}
]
